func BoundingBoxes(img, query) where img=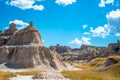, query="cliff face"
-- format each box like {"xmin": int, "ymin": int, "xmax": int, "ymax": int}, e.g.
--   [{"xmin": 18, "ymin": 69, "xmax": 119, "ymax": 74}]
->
[{"xmin": 0, "ymin": 22, "xmax": 65, "ymax": 70}]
